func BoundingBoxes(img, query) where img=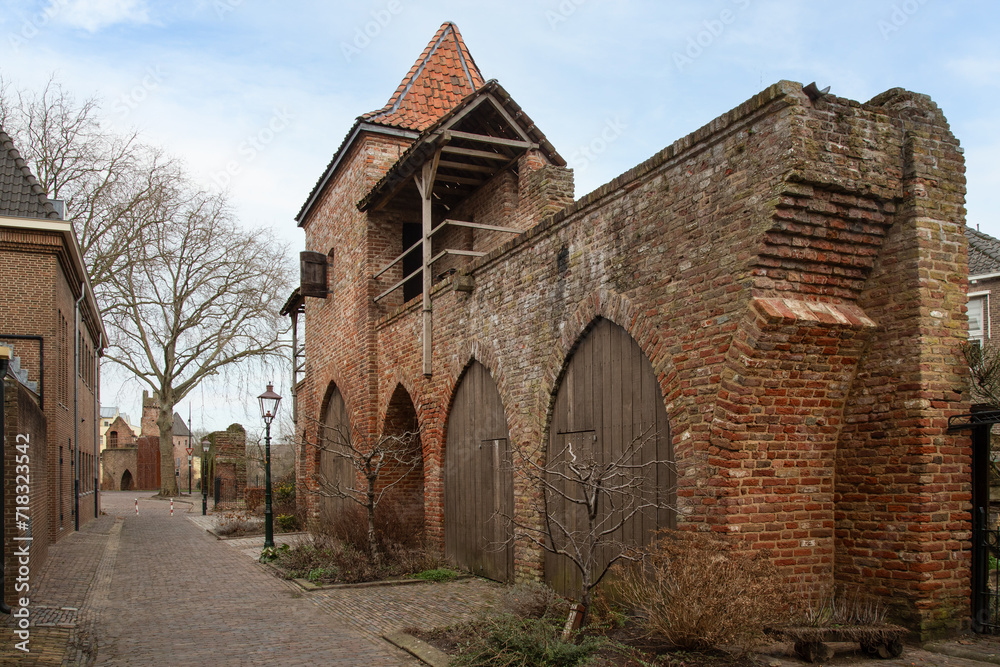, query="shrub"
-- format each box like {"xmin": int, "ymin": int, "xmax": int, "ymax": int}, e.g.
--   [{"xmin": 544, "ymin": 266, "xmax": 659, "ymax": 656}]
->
[
  {"xmin": 452, "ymin": 615, "xmax": 602, "ymax": 667},
  {"xmin": 497, "ymin": 581, "xmax": 566, "ymax": 620},
  {"xmin": 244, "ymin": 487, "xmax": 264, "ymax": 511},
  {"xmin": 324, "ymin": 490, "xmax": 422, "ymax": 552},
  {"xmin": 274, "ymin": 533, "xmax": 438, "ymax": 585},
  {"xmin": 276, "ymin": 514, "xmax": 299, "ymax": 532},
  {"xmin": 213, "ymin": 510, "xmax": 259, "ymax": 536},
  {"xmin": 614, "ymin": 529, "xmax": 788, "ymax": 654}
]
